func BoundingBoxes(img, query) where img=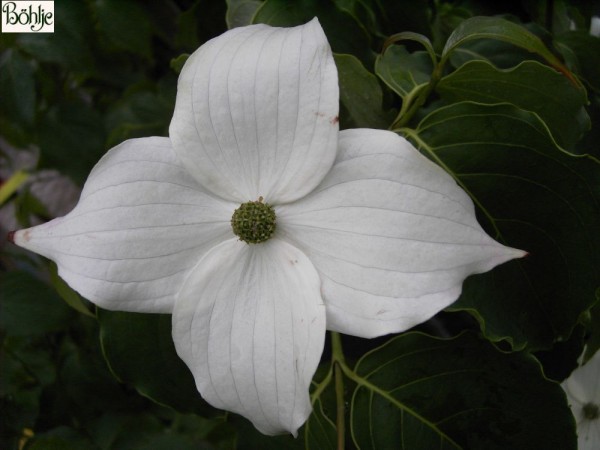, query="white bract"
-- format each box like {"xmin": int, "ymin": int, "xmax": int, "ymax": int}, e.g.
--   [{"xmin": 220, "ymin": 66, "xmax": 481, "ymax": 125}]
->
[
  {"xmin": 11, "ymin": 19, "xmax": 525, "ymax": 436},
  {"xmin": 591, "ymin": 16, "xmax": 600, "ymax": 37},
  {"xmin": 562, "ymin": 351, "xmax": 600, "ymax": 449}
]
